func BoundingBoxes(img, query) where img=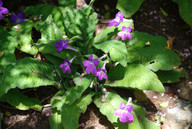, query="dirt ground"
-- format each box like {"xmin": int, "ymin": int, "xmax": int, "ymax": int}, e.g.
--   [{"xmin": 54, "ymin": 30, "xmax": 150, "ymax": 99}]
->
[{"xmin": 1, "ymin": 0, "xmax": 192, "ymax": 129}]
